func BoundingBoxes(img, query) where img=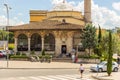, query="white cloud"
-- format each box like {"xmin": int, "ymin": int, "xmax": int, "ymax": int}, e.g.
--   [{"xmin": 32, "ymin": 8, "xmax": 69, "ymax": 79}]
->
[
  {"xmin": 51, "ymin": 0, "xmax": 120, "ymax": 29},
  {"xmin": 51, "ymin": 0, "xmax": 76, "ymax": 11},
  {"xmin": 51, "ymin": 0, "xmax": 63, "ymax": 5},
  {"xmin": 112, "ymin": 2, "xmax": 120, "ymax": 11},
  {"xmin": 91, "ymin": 1, "xmax": 120, "ymax": 29},
  {"xmin": 0, "ymin": 15, "xmax": 24, "ymax": 26},
  {"xmin": 0, "ymin": 15, "xmax": 7, "ymax": 26}
]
